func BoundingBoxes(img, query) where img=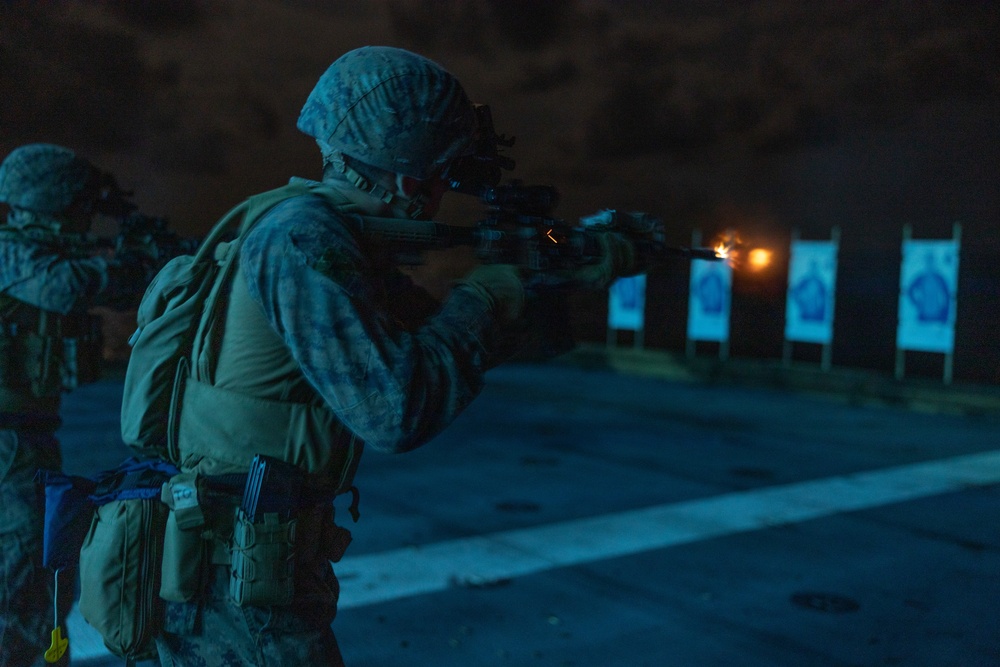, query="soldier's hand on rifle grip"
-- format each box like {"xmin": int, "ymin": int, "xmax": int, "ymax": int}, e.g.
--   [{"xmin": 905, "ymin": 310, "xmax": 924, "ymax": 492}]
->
[
  {"xmin": 532, "ymin": 232, "xmax": 637, "ymax": 291},
  {"xmin": 455, "ymin": 264, "xmax": 526, "ymax": 323},
  {"xmin": 116, "ymin": 232, "xmax": 159, "ymax": 266},
  {"xmin": 576, "ymin": 232, "xmax": 638, "ymax": 289},
  {"xmin": 579, "ymin": 209, "xmax": 665, "ymax": 276}
]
